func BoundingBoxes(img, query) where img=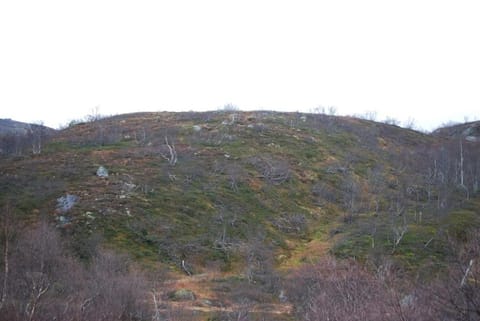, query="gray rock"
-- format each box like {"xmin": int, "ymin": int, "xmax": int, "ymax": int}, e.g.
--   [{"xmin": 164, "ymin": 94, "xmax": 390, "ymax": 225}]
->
[
  {"xmin": 96, "ymin": 166, "xmax": 109, "ymax": 177},
  {"xmin": 122, "ymin": 182, "xmax": 136, "ymax": 193},
  {"xmin": 400, "ymin": 294, "xmax": 416, "ymax": 308},
  {"xmin": 57, "ymin": 216, "xmax": 71, "ymax": 226},
  {"xmin": 84, "ymin": 211, "xmax": 95, "ymax": 220},
  {"xmin": 193, "ymin": 125, "xmax": 202, "ymax": 132},
  {"xmin": 56, "ymin": 194, "xmax": 78, "ymax": 213},
  {"xmin": 326, "ymin": 166, "xmax": 347, "ymax": 174},
  {"xmin": 171, "ymin": 289, "xmax": 196, "ymax": 301}
]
